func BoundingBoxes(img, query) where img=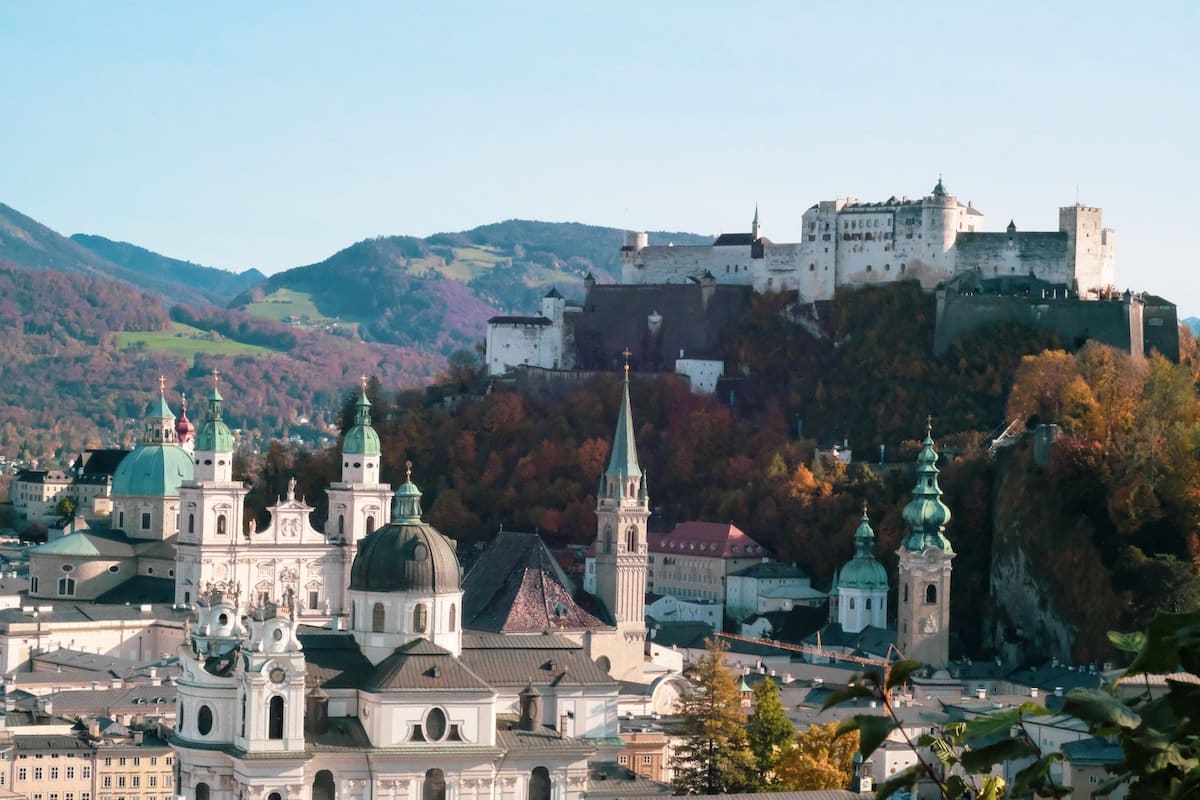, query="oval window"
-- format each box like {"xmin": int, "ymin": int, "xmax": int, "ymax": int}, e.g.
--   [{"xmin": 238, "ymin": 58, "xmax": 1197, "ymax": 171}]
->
[
  {"xmin": 197, "ymin": 704, "xmax": 214, "ymax": 735},
  {"xmin": 62, "ymin": 564, "xmax": 73, "ymax": 572},
  {"xmin": 273, "ymin": 627, "xmax": 284, "ymax": 642},
  {"xmin": 218, "ymin": 613, "xmax": 229, "ymax": 626},
  {"xmin": 425, "ymin": 707, "xmax": 447, "ymax": 741},
  {"xmin": 108, "ymin": 565, "xmax": 120, "ymax": 574}
]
